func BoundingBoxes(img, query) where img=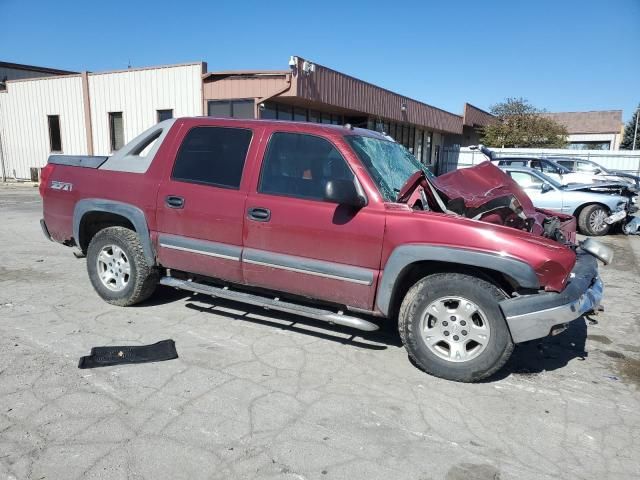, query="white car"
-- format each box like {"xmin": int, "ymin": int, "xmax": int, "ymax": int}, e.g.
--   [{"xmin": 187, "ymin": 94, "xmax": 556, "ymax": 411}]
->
[
  {"xmin": 494, "ymin": 157, "xmax": 596, "ymax": 185},
  {"xmin": 552, "ymin": 157, "xmax": 640, "ymax": 188}
]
